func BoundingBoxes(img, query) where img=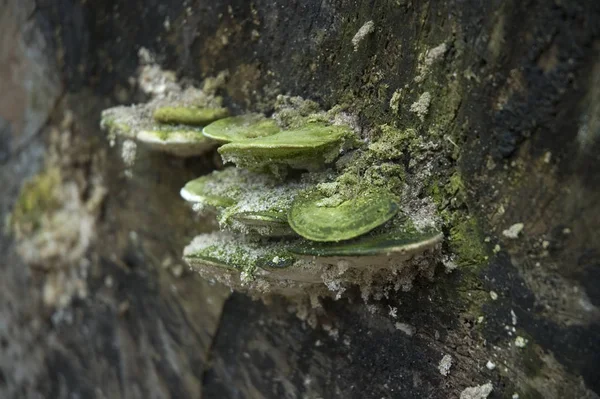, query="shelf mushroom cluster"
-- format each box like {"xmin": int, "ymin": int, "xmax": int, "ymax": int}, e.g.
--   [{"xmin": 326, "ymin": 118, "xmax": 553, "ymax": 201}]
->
[{"xmin": 101, "ymin": 93, "xmax": 443, "ymax": 298}]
